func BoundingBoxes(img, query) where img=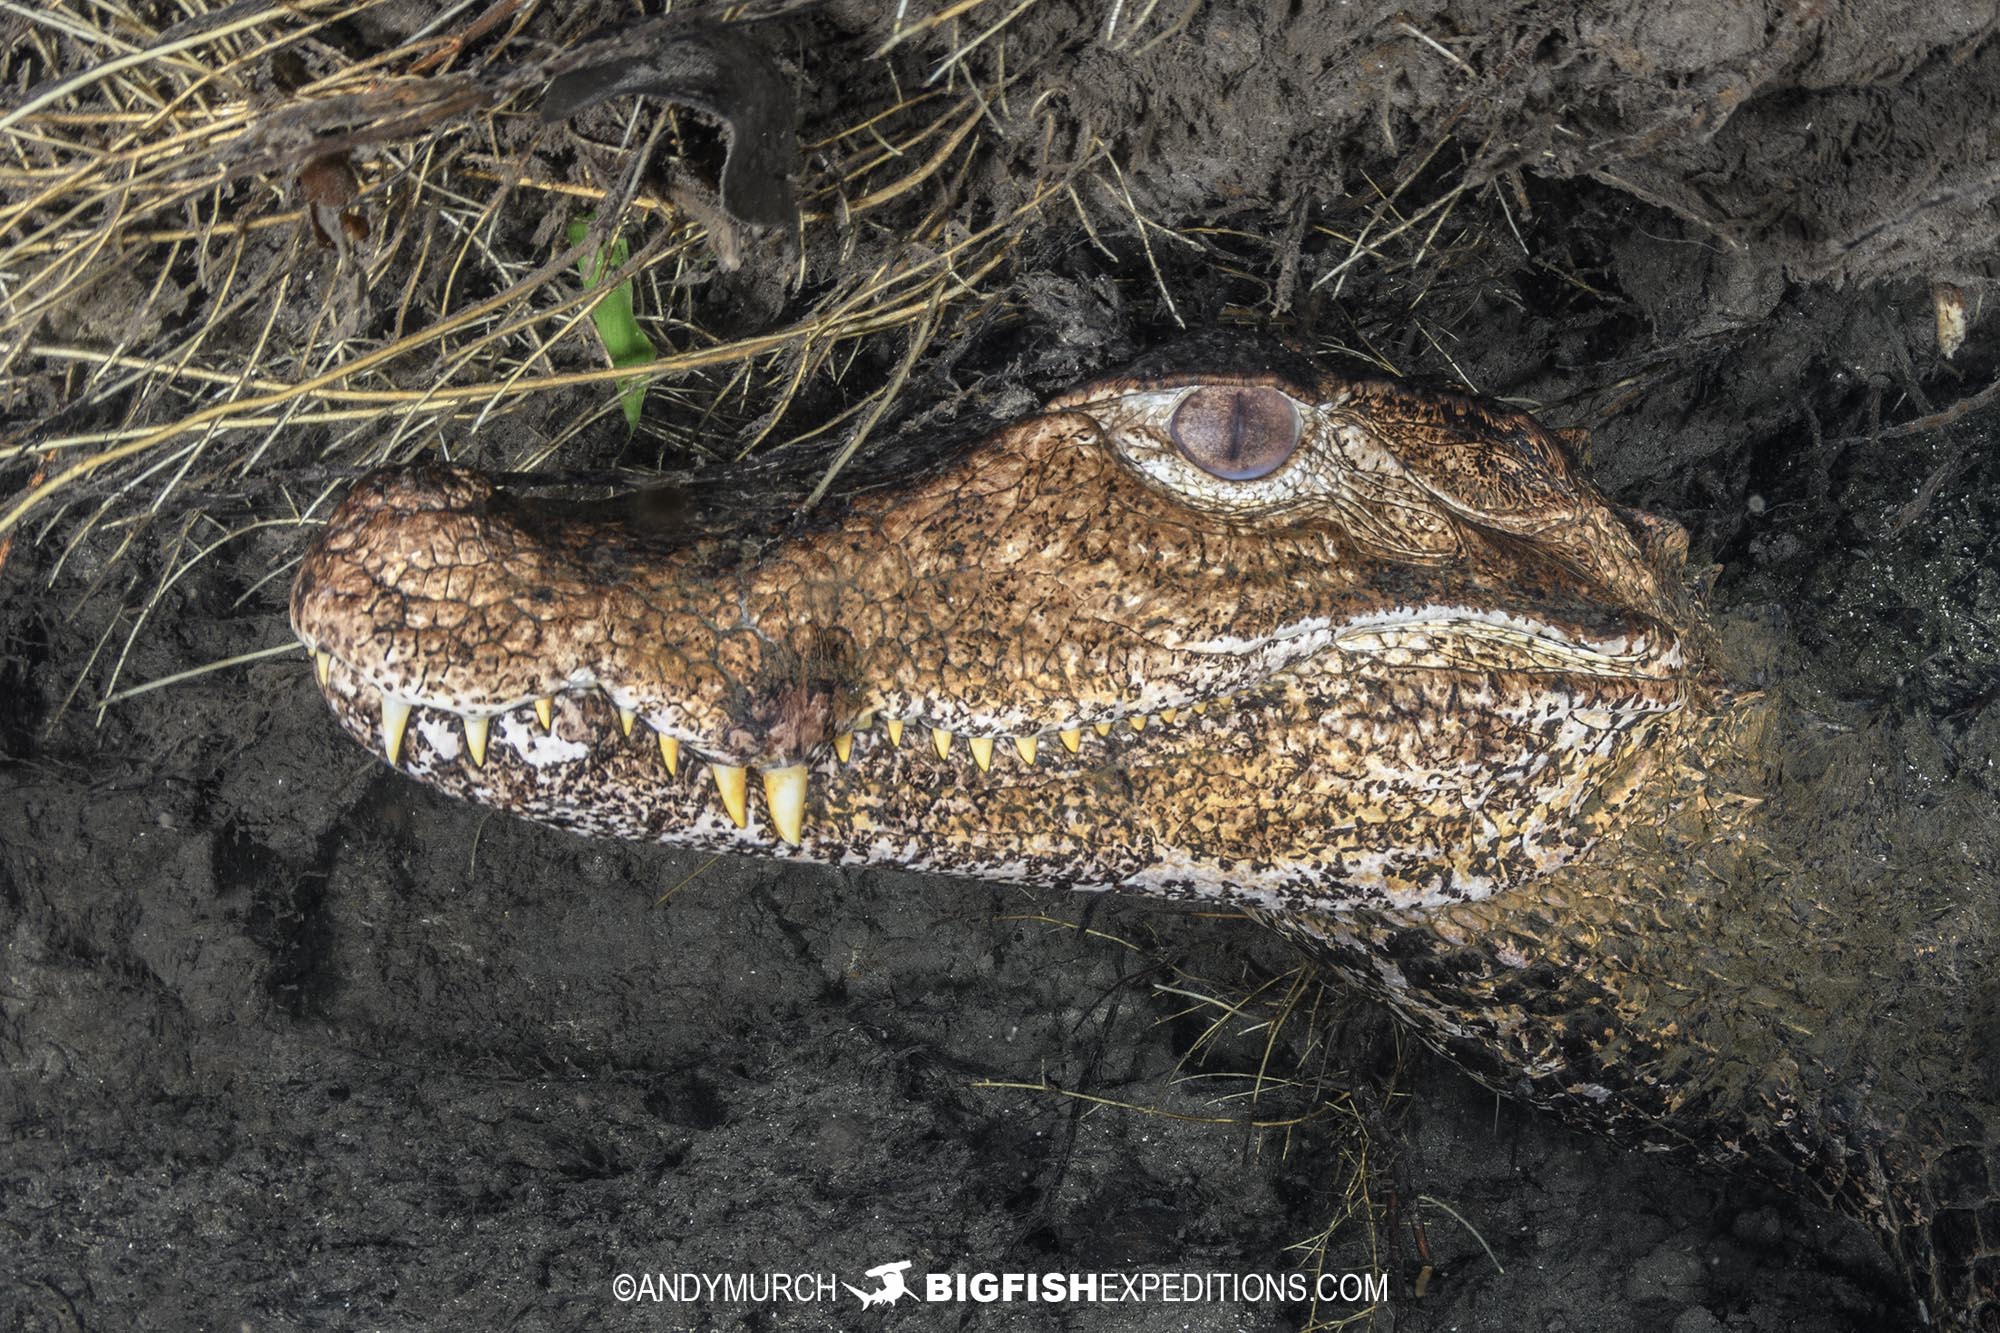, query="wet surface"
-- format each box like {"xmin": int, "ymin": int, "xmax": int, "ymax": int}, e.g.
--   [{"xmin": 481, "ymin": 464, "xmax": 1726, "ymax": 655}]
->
[{"xmin": 5, "ymin": 1, "xmax": 2000, "ymax": 1328}]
